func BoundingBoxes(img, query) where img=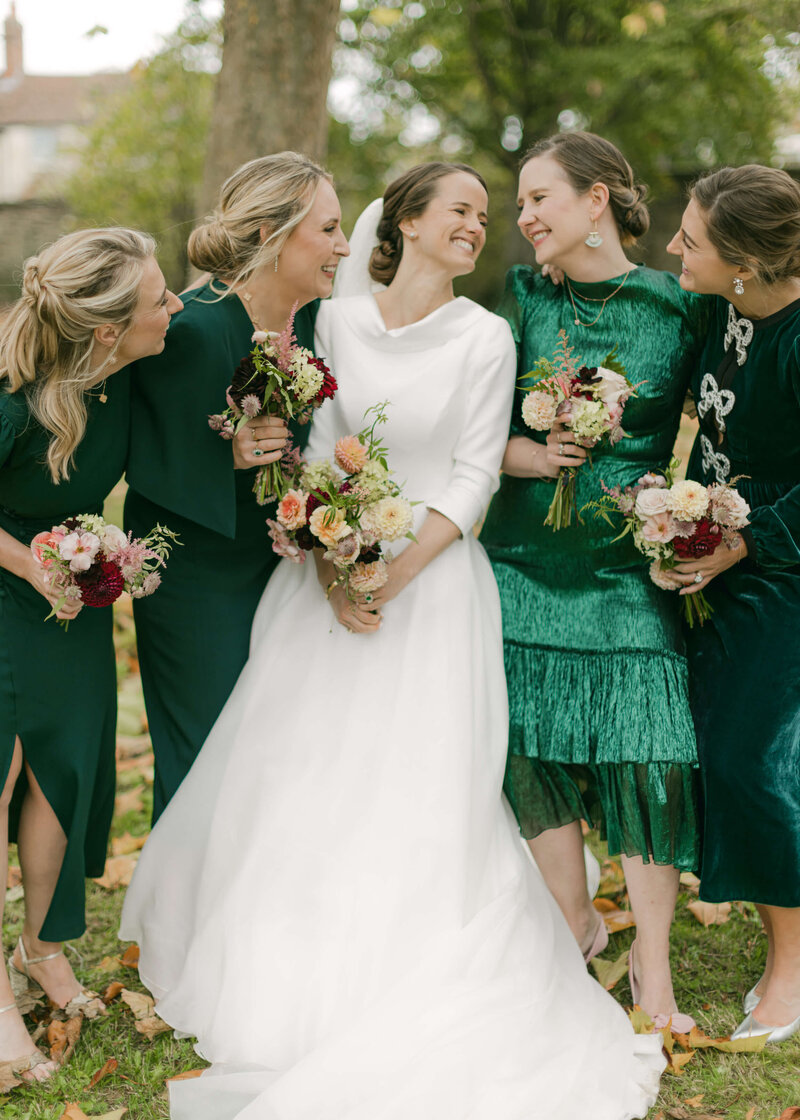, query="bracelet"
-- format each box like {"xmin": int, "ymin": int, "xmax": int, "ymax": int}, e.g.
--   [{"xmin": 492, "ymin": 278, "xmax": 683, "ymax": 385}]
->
[{"xmin": 325, "ymin": 577, "xmax": 340, "ymax": 600}]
